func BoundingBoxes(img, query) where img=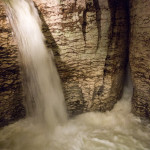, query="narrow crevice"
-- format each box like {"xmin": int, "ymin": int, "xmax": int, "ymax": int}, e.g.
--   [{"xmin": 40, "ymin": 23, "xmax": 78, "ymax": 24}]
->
[
  {"xmin": 126, "ymin": 0, "xmax": 131, "ymax": 69},
  {"xmin": 93, "ymin": 0, "xmax": 101, "ymax": 50},
  {"xmin": 102, "ymin": 0, "xmax": 117, "ymax": 89},
  {"xmin": 107, "ymin": 0, "xmax": 117, "ymax": 53},
  {"xmin": 74, "ymin": 0, "xmax": 77, "ymax": 8},
  {"xmin": 103, "ymin": 0, "xmax": 130, "ymax": 96},
  {"xmin": 122, "ymin": 0, "xmax": 130, "ymax": 91},
  {"xmin": 82, "ymin": 6, "xmax": 87, "ymax": 44},
  {"xmin": 92, "ymin": 0, "xmax": 118, "ymax": 99}
]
